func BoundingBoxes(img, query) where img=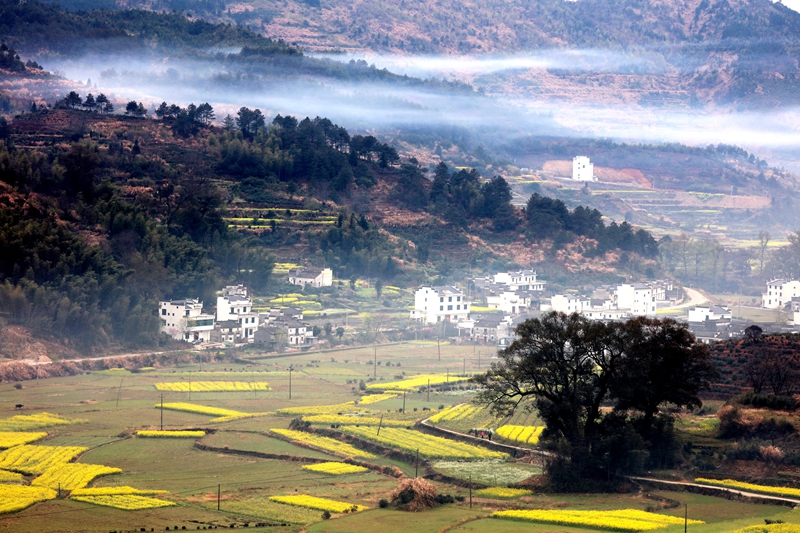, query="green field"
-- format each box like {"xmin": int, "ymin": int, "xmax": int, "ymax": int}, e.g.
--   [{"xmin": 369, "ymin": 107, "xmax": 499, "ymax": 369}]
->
[{"xmin": 0, "ymin": 344, "xmax": 796, "ymax": 532}]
